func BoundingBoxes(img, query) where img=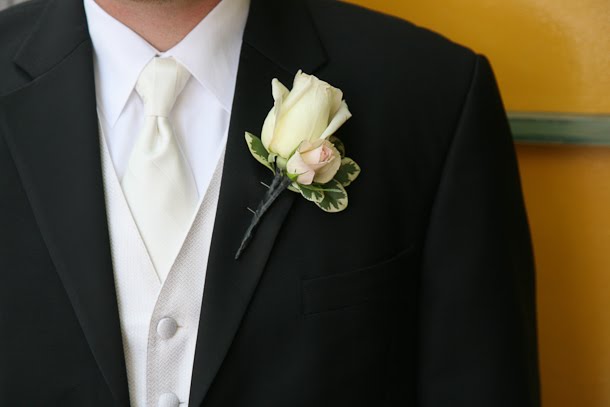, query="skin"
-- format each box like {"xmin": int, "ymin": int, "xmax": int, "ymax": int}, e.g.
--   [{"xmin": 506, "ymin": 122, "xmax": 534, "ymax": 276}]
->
[{"xmin": 95, "ymin": 0, "xmax": 222, "ymax": 51}]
